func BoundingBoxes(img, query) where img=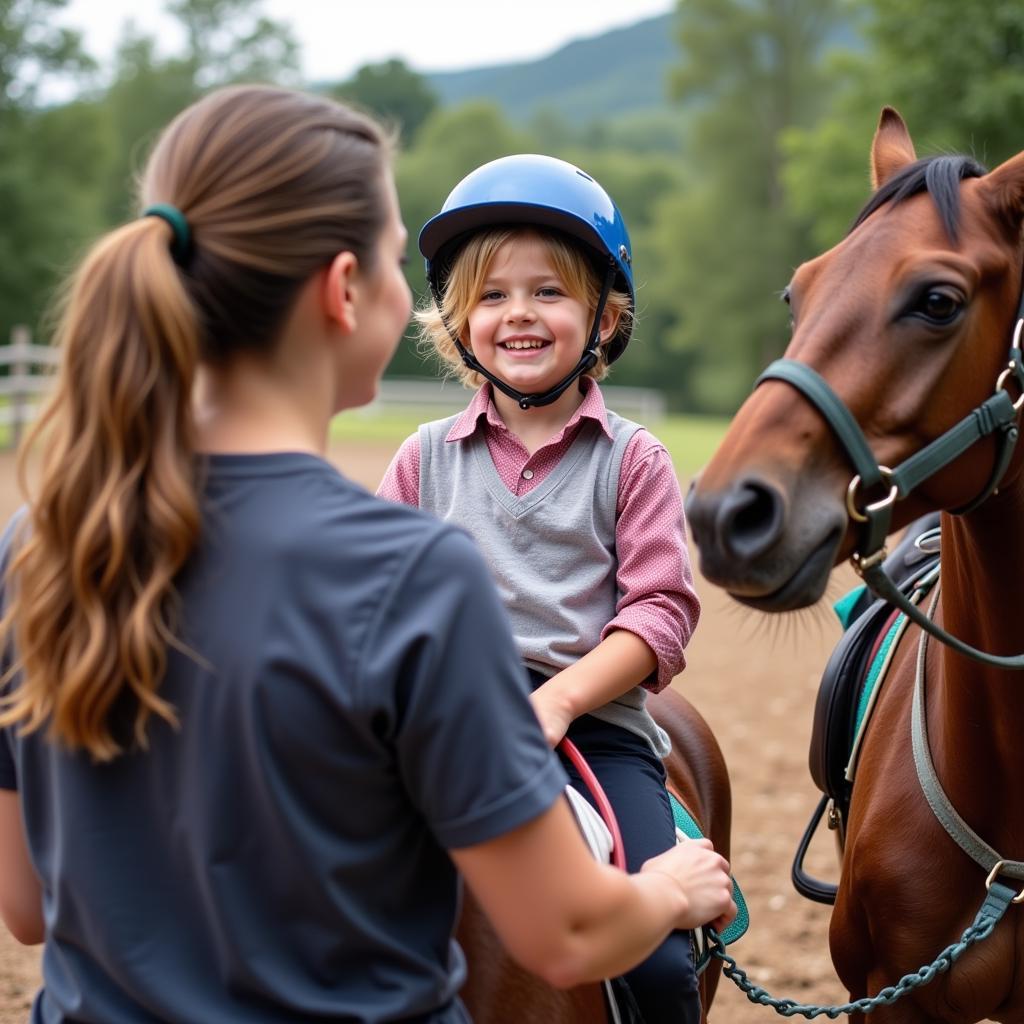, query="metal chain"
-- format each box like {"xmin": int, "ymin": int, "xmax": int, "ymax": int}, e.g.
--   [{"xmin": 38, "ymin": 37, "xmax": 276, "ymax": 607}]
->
[{"xmin": 705, "ymin": 880, "xmax": 1016, "ymax": 1018}]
